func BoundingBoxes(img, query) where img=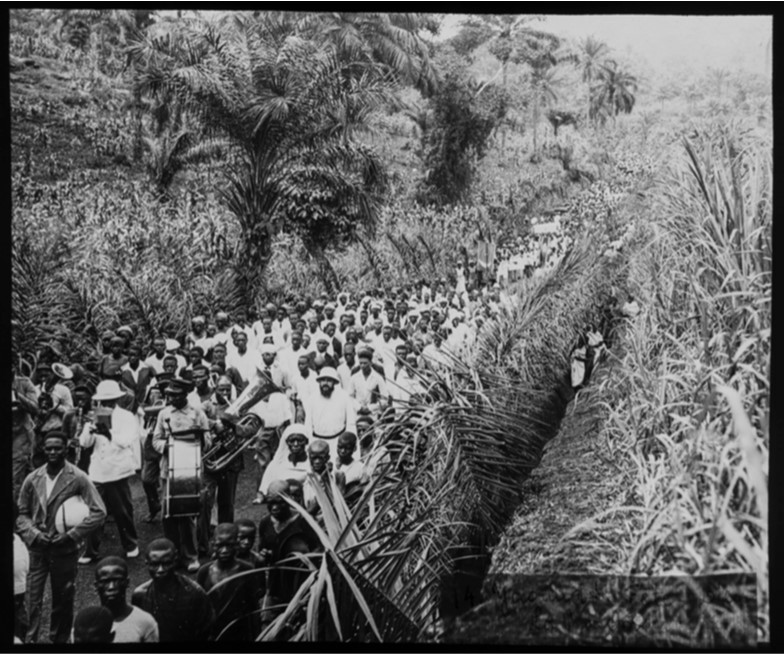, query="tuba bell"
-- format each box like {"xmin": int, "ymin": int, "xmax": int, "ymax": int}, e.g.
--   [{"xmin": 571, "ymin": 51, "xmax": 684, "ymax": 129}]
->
[
  {"xmin": 202, "ymin": 412, "xmax": 263, "ymax": 474},
  {"xmin": 223, "ymin": 374, "xmax": 279, "ymax": 418},
  {"xmin": 202, "ymin": 372, "xmax": 279, "ymax": 474}
]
